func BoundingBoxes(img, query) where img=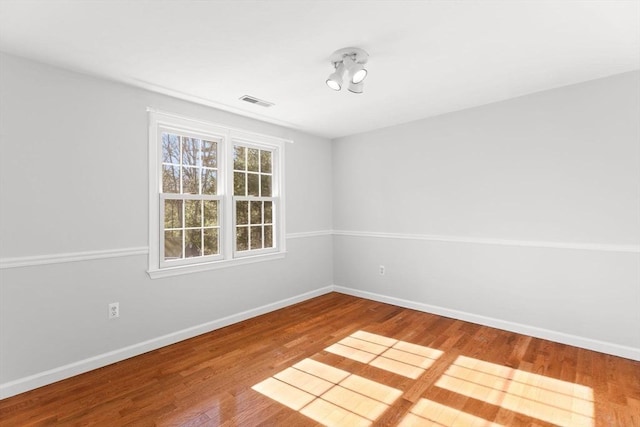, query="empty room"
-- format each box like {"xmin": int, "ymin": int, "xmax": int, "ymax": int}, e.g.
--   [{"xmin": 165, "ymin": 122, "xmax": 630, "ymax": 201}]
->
[{"xmin": 0, "ymin": 1, "xmax": 638, "ymax": 425}]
